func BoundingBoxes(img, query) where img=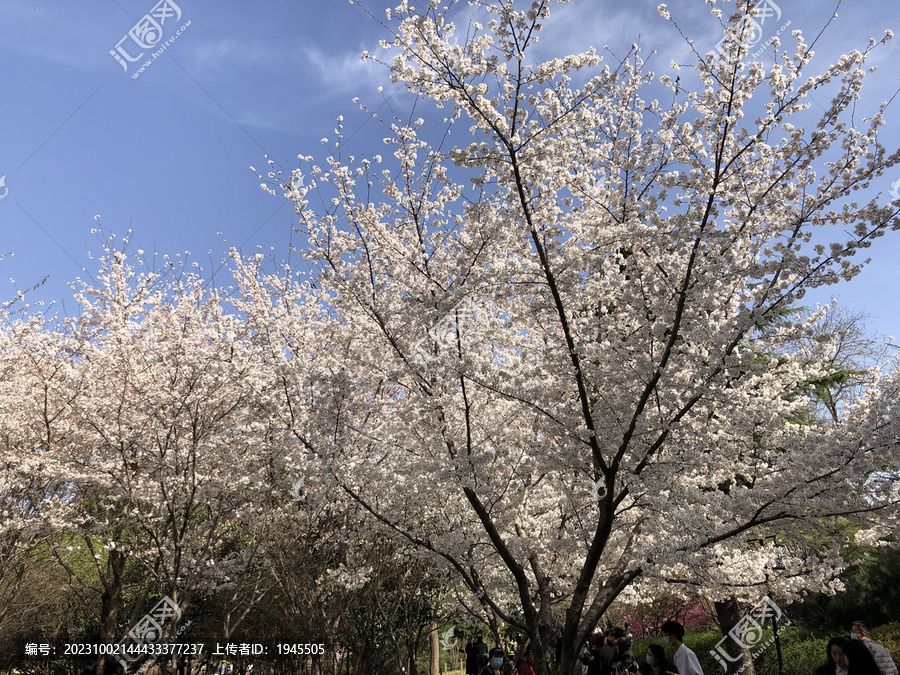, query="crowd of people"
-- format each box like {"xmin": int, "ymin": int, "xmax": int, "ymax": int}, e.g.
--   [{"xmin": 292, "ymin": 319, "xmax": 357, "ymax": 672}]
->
[
  {"xmin": 463, "ymin": 618, "xmax": 898, "ymax": 675},
  {"xmin": 463, "ymin": 620, "xmax": 703, "ymax": 675}
]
